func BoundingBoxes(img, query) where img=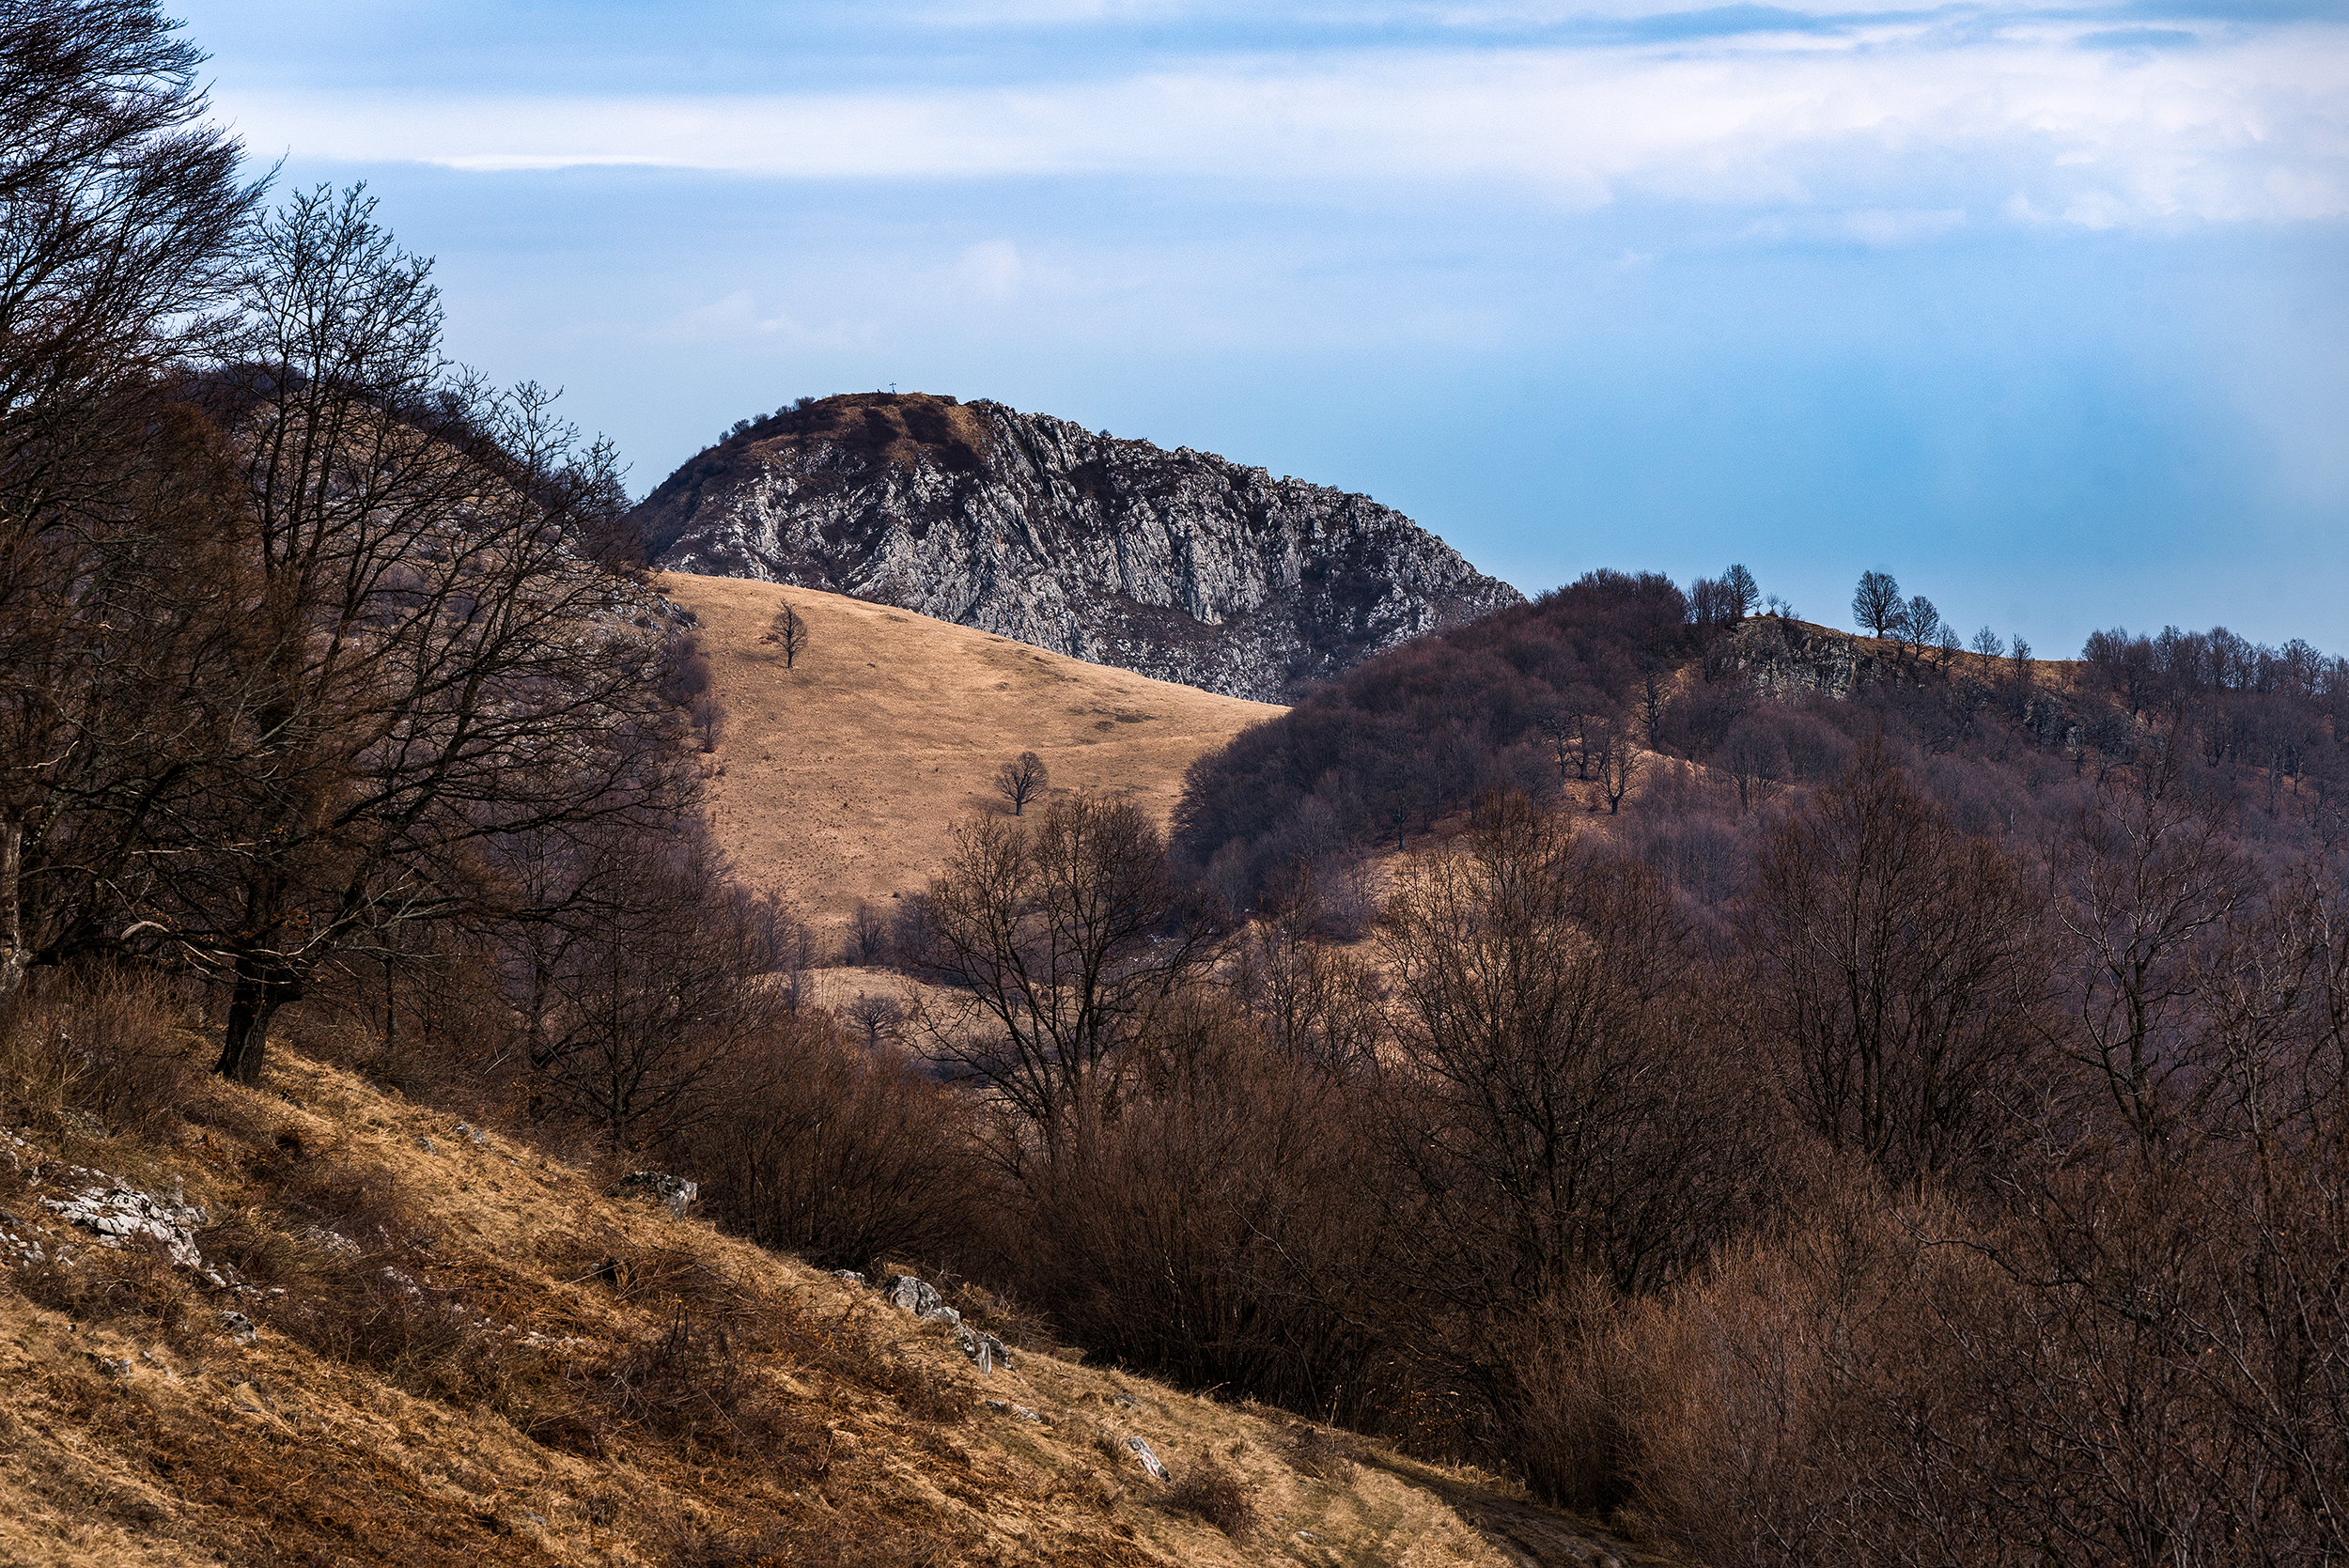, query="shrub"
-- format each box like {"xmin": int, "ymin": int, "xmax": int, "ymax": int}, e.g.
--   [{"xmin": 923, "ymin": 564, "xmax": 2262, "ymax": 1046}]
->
[{"xmin": 1161, "ymin": 1456, "xmax": 1256, "ymax": 1539}]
